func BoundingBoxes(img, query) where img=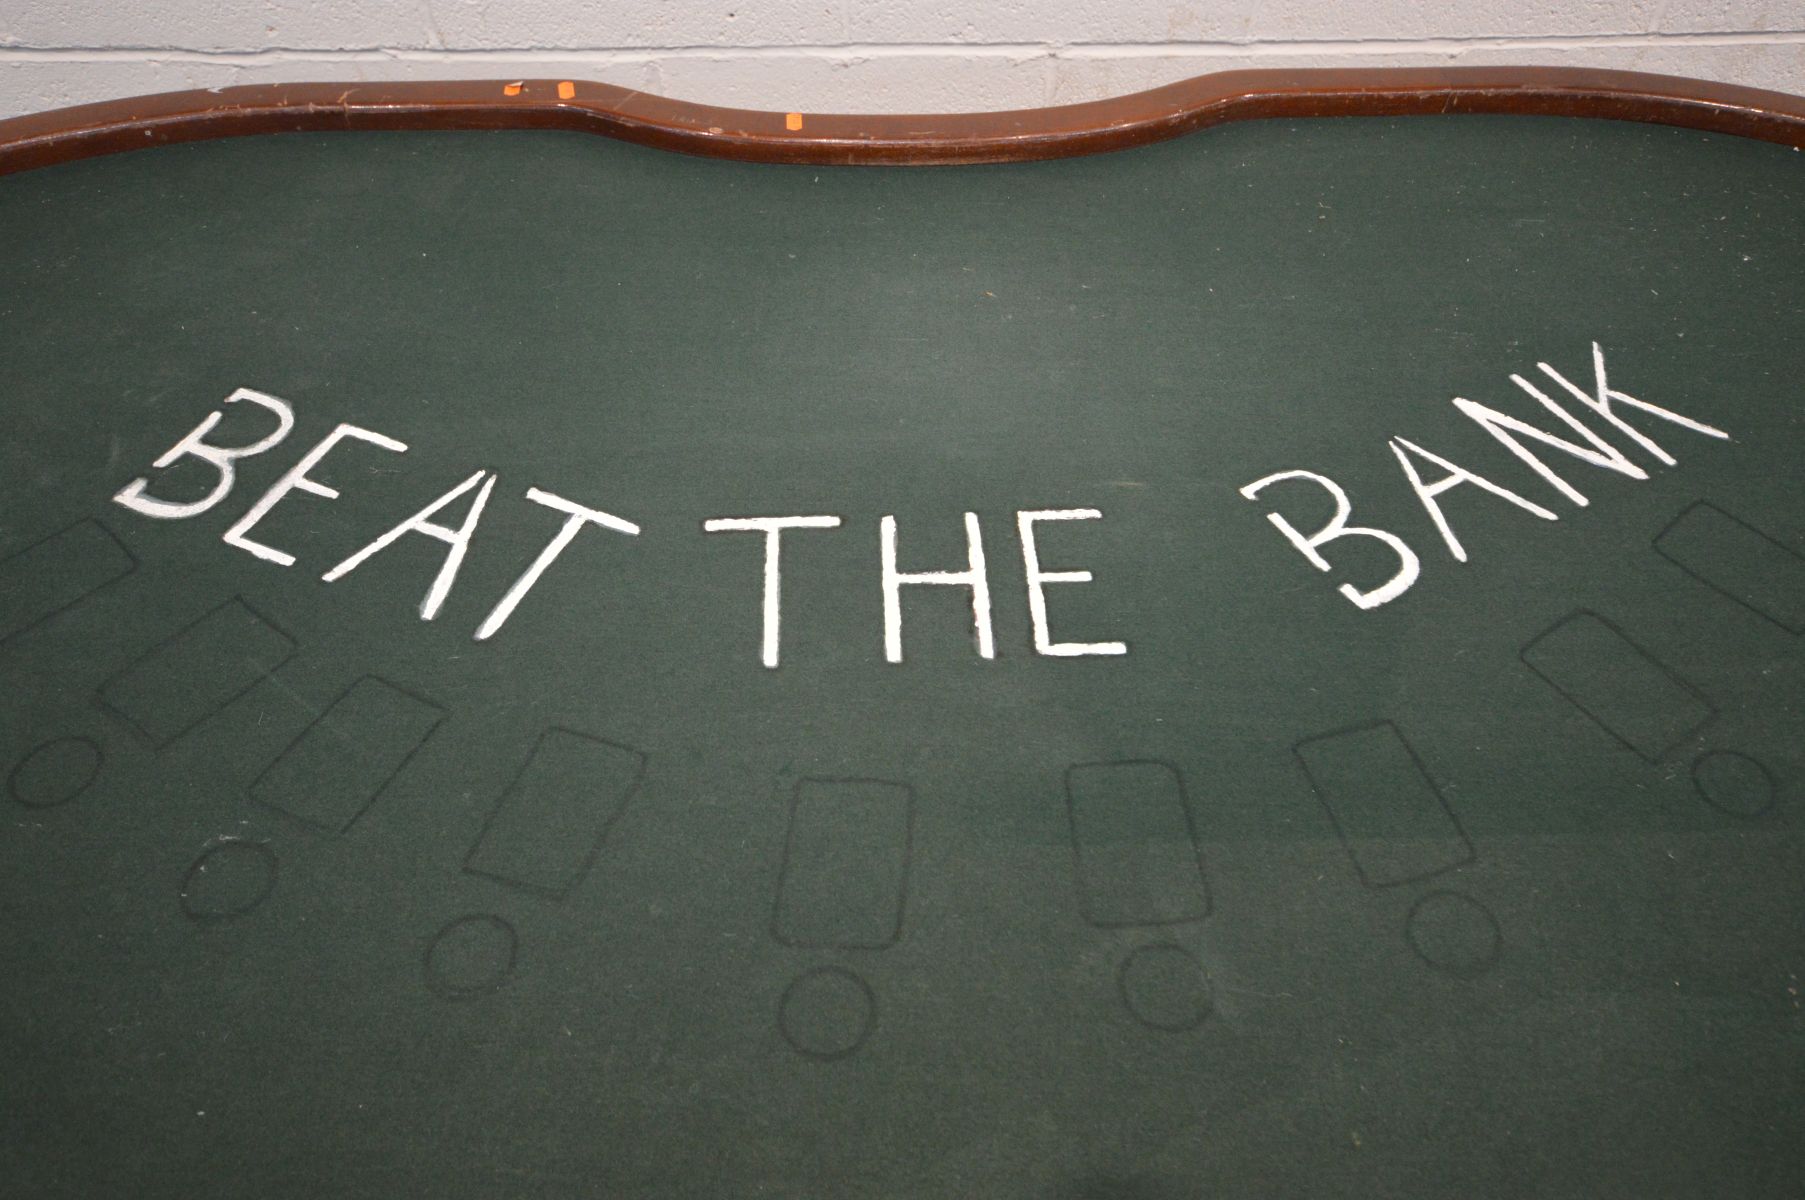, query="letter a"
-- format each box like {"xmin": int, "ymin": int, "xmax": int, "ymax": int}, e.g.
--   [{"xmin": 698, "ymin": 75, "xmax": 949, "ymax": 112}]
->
[{"xmin": 322, "ymin": 469, "xmax": 496, "ymax": 620}]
